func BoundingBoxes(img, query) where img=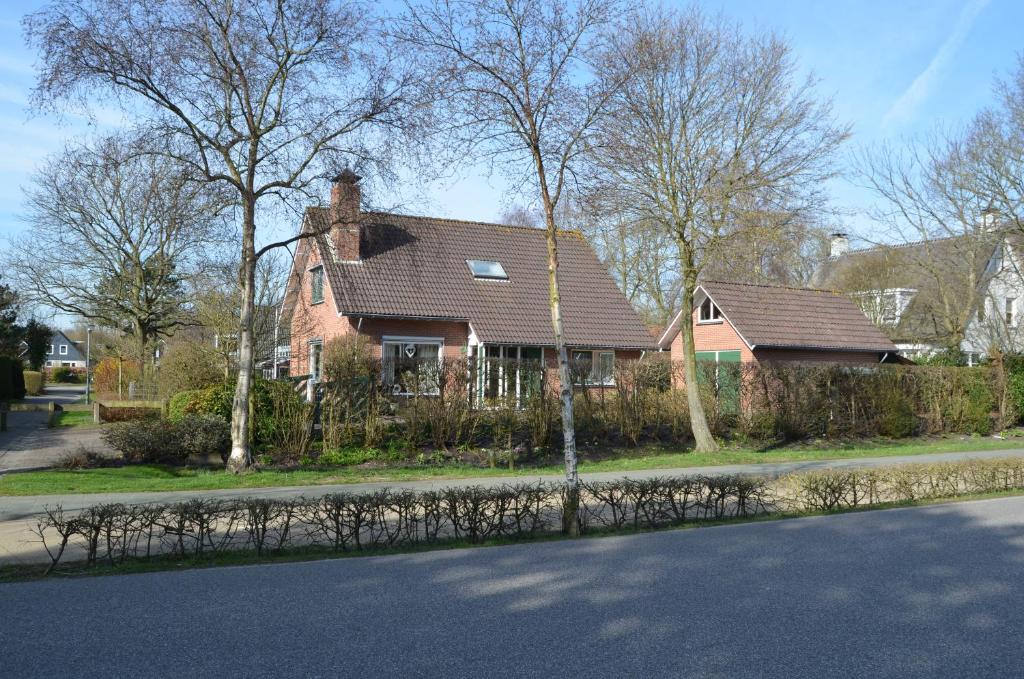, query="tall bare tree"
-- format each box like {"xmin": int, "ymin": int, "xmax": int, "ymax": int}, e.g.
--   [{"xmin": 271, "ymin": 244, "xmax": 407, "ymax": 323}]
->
[
  {"xmin": 591, "ymin": 6, "xmax": 848, "ymax": 452},
  {"xmin": 26, "ymin": 0, "xmax": 417, "ymax": 470},
  {"xmin": 855, "ymin": 135, "xmax": 998, "ymax": 353},
  {"xmin": 399, "ymin": 0, "xmax": 618, "ymax": 533},
  {"xmin": 7, "ymin": 134, "xmax": 227, "ymax": 376}
]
